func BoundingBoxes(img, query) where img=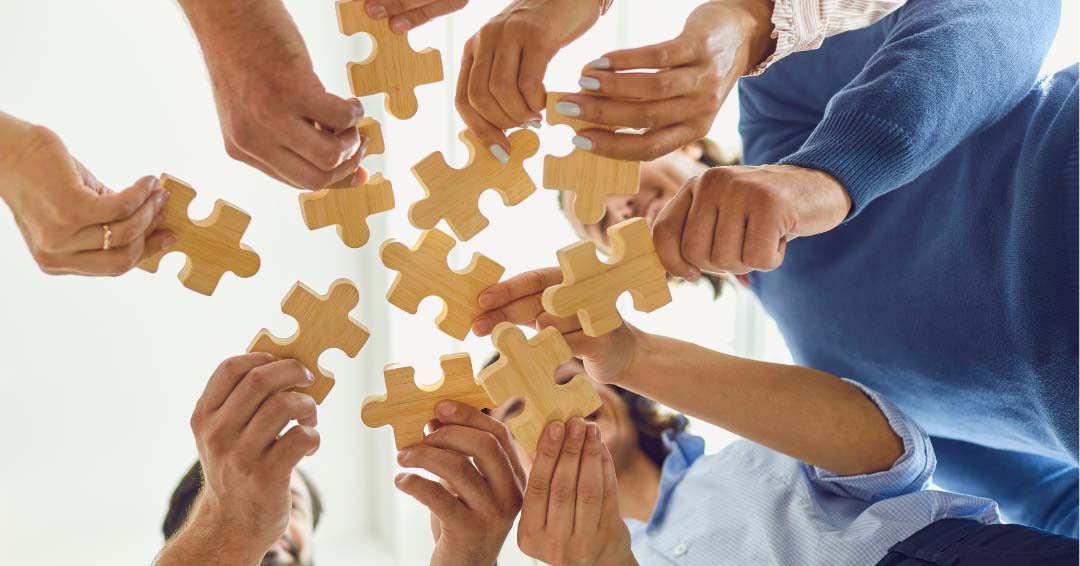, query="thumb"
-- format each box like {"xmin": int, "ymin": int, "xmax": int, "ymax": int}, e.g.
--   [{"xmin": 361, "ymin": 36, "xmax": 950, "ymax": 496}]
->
[
  {"xmin": 651, "ymin": 179, "xmax": 700, "ymax": 281},
  {"xmin": 86, "ymin": 175, "xmax": 160, "ymax": 224}
]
